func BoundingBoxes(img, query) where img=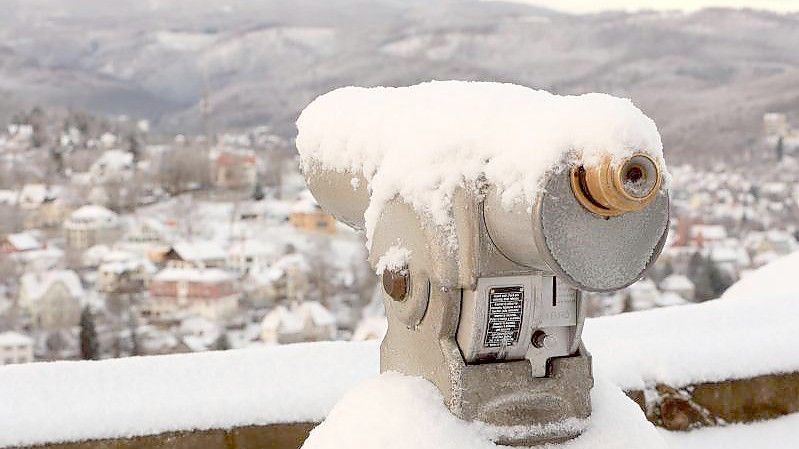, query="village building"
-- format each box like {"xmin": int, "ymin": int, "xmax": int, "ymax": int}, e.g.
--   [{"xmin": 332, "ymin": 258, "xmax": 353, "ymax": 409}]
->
[
  {"xmin": 709, "ymin": 245, "xmax": 750, "ymax": 279},
  {"xmin": 178, "ymin": 316, "xmax": 222, "ymax": 352},
  {"xmin": 288, "ymin": 196, "xmax": 336, "ymax": 234},
  {"xmin": 97, "ymin": 255, "xmax": 156, "ymax": 294},
  {"xmin": 209, "ymin": 147, "xmax": 258, "ymax": 190},
  {"xmin": 246, "ymin": 253, "xmax": 310, "ymax": 307},
  {"xmin": 690, "ymin": 224, "xmax": 727, "ymax": 248},
  {"xmin": 18, "ymin": 184, "xmax": 66, "ymax": 229},
  {"xmin": 1, "ymin": 232, "xmax": 43, "ymax": 254},
  {"xmin": 122, "ymin": 218, "xmax": 172, "ymax": 247},
  {"xmin": 11, "ymin": 247, "xmax": 64, "ymax": 274},
  {"xmin": 745, "ymin": 230, "xmax": 797, "ymax": 257},
  {"xmin": 64, "ymin": 205, "xmax": 121, "ymax": 250},
  {"xmin": 19, "ymin": 270, "xmax": 84, "ymax": 331},
  {"xmin": 163, "ymin": 241, "xmax": 227, "ymax": 269},
  {"xmin": 0, "ymin": 331, "xmax": 34, "ymax": 365},
  {"xmin": 260, "ymin": 301, "xmax": 336, "ymax": 344},
  {"xmin": 227, "ymin": 239, "xmax": 280, "ymax": 274},
  {"xmin": 4, "ymin": 124, "xmax": 34, "ymax": 151},
  {"xmin": 142, "ymin": 267, "xmax": 239, "ymax": 322},
  {"xmin": 135, "ymin": 325, "xmax": 183, "ymax": 356}
]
